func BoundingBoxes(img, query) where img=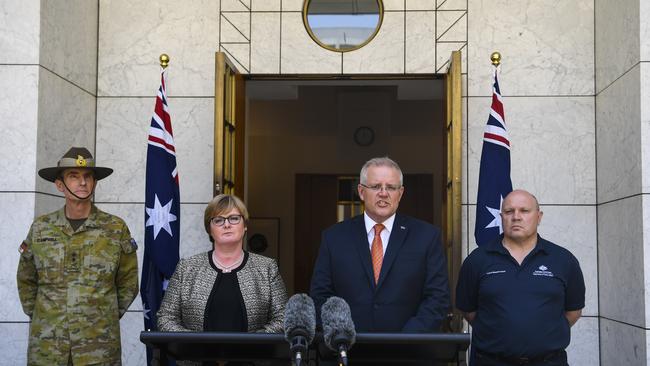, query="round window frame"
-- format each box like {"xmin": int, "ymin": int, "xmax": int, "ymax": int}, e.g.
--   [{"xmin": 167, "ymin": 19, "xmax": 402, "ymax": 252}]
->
[{"xmin": 302, "ymin": 0, "xmax": 385, "ymax": 53}]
